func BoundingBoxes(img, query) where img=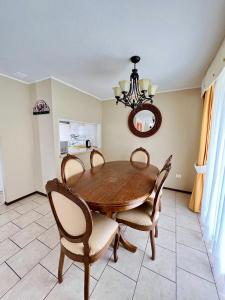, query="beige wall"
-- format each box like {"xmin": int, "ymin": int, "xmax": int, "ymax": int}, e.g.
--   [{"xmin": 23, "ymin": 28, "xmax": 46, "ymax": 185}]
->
[
  {"xmin": 102, "ymin": 89, "xmax": 202, "ymax": 191},
  {"xmin": 30, "ymin": 79, "xmax": 57, "ymax": 193},
  {"xmin": 0, "ymin": 74, "xmax": 202, "ymax": 201},
  {"xmin": 51, "ymin": 79, "xmax": 102, "ymax": 174},
  {"xmin": 0, "ymin": 76, "xmax": 35, "ymax": 202}
]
